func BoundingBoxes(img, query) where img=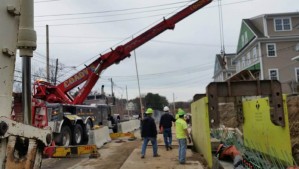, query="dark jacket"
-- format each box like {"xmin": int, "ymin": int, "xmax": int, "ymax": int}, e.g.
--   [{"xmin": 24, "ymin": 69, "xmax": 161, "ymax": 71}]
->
[
  {"xmin": 107, "ymin": 115, "xmax": 116, "ymax": 124},
  {"xmin": 141, "ymin": 115, "xmax": 157, "ymax": 138},
  {"xmin": 159, "ymin": 113, "xmax": 175, "ymax": 129}
]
